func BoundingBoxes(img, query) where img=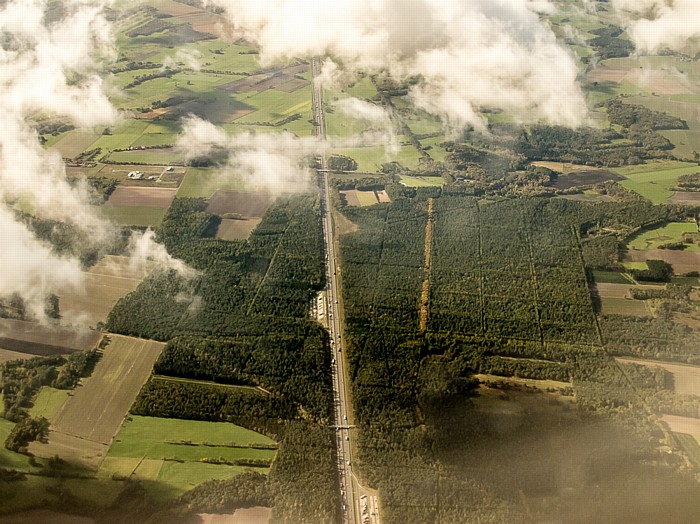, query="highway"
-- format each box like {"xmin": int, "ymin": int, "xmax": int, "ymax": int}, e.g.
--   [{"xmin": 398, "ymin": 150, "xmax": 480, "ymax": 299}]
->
[{"xmin": 311, "ymin": 56, "xmax": 362, "ymax": 524}]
